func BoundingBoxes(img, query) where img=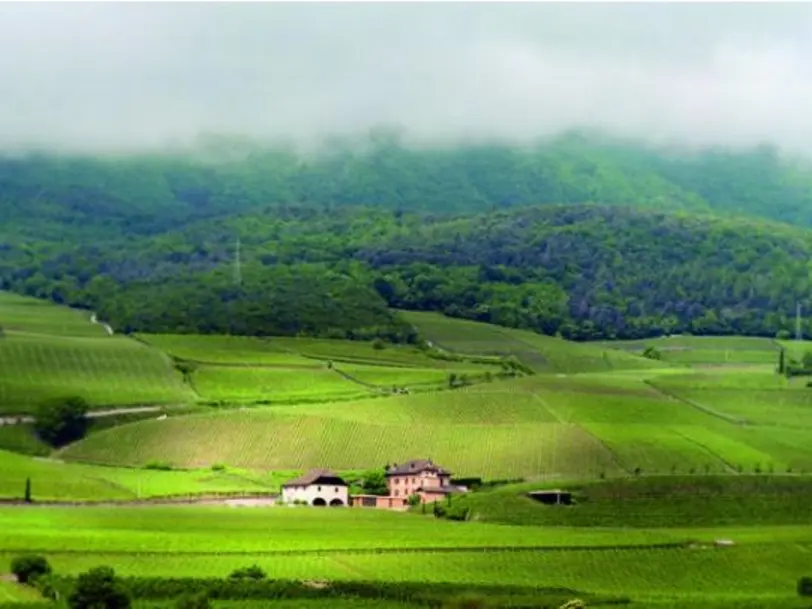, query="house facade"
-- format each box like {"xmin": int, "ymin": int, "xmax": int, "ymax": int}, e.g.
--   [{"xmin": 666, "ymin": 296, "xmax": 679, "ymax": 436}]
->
[
  {"xmin": 385, "ymin": 459, "xmax": 453, "ymax": 501},
  {"xmin": 281, "ymin": 469, "xmax": 348, "ymax": 506}
]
